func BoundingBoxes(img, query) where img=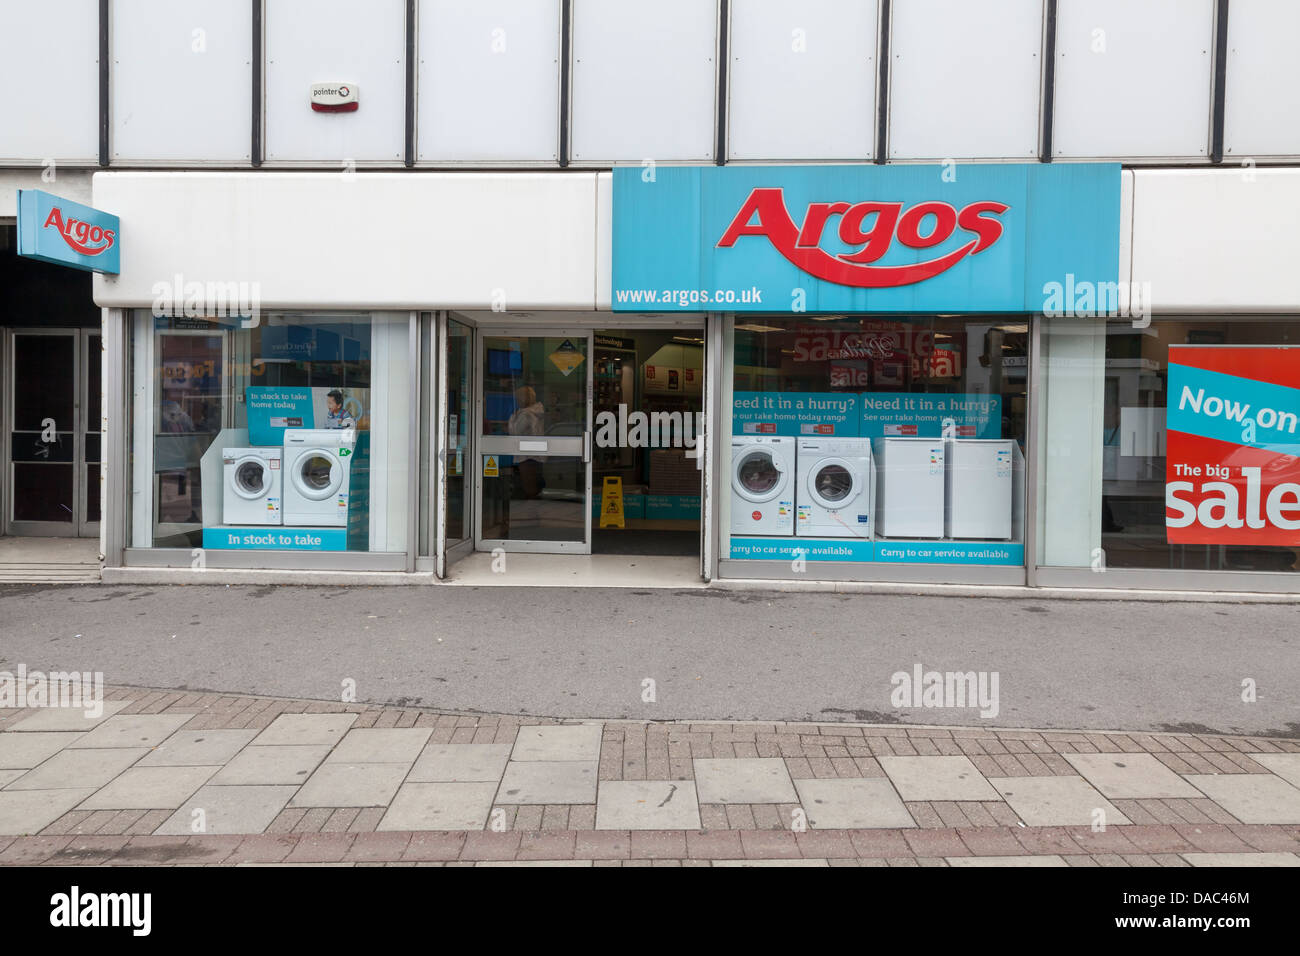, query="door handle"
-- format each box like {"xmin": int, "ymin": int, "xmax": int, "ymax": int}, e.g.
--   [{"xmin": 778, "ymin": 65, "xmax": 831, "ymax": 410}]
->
[{"xmin": 583, "ymin": 430, "xmax": 591, "ymax": 464}]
